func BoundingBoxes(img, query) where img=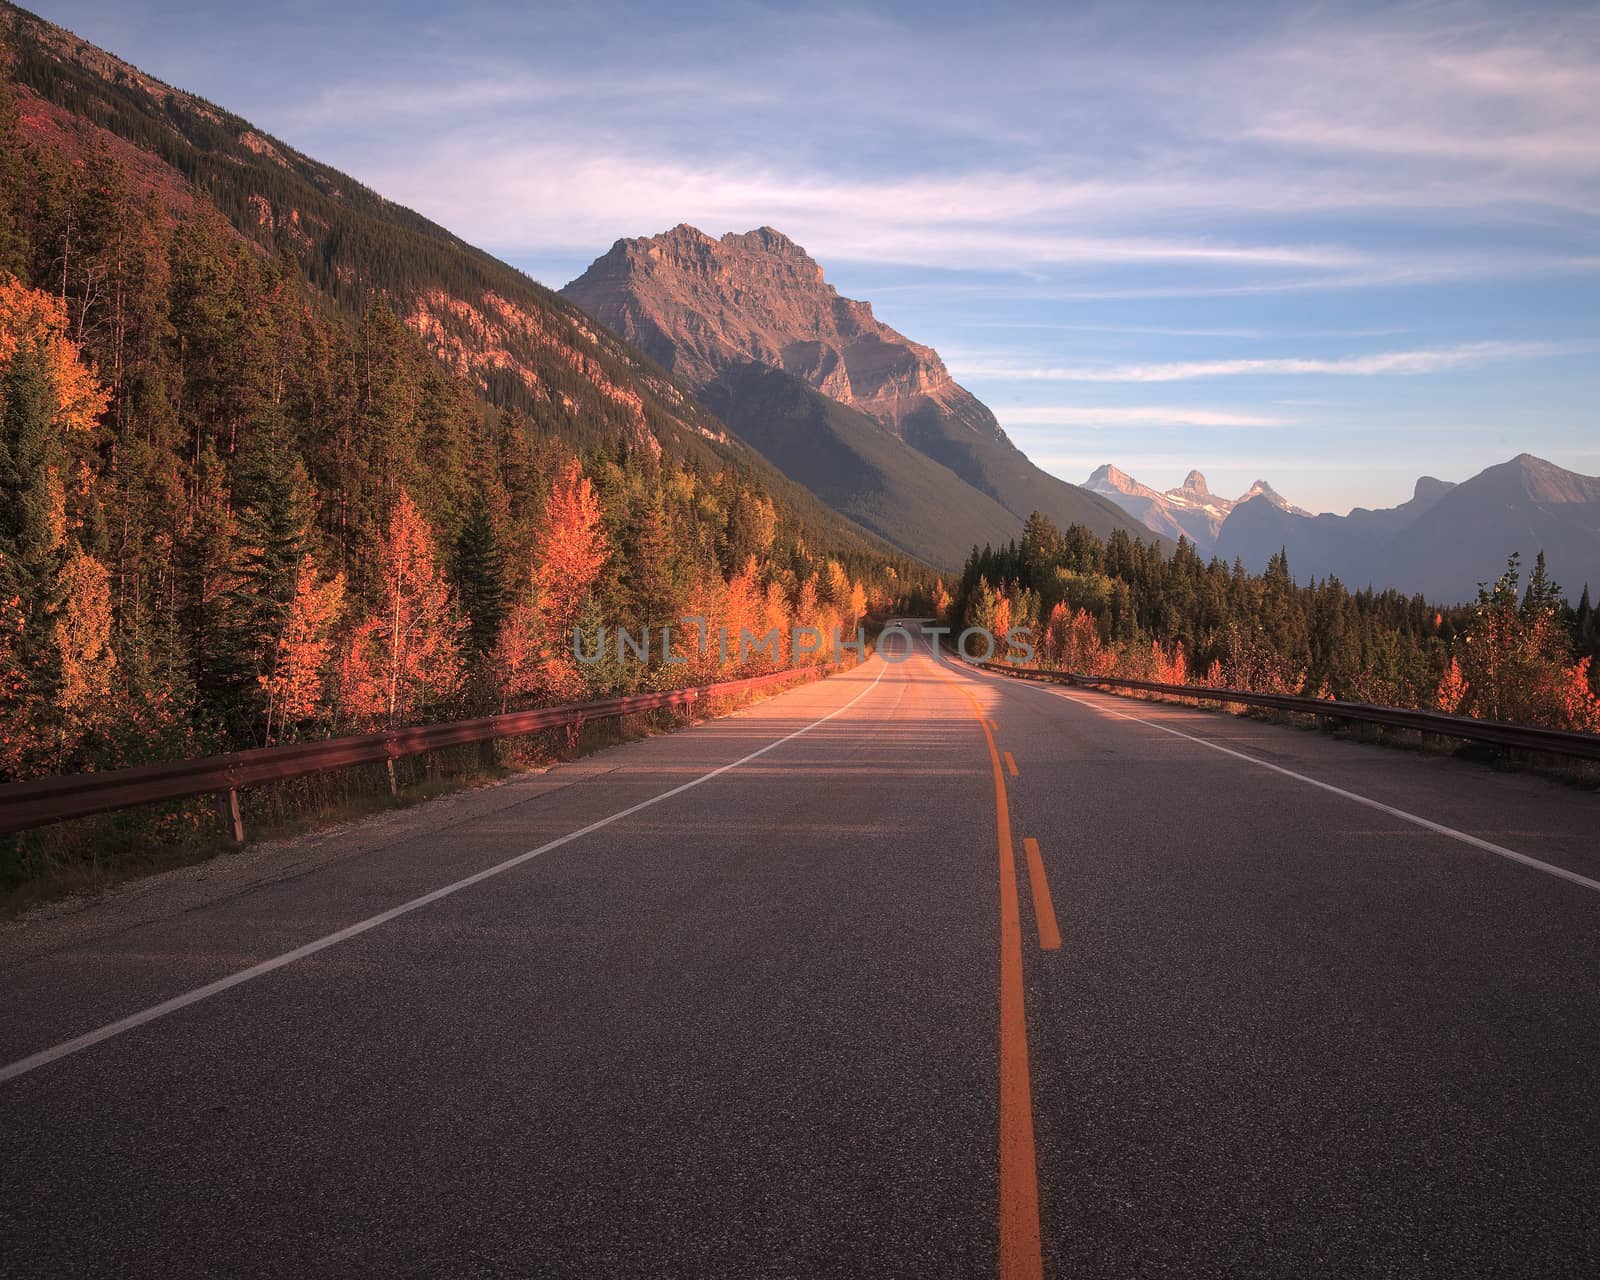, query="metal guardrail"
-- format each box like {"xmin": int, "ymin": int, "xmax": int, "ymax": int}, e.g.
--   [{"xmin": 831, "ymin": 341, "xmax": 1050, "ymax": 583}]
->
[
  {"xmin": 972, "ymin": 663, "xmax": 1600, "ymax": 763},
  {"xmin": 0, "ymin": 664, "xmax": 843, "ymax": 841}
]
